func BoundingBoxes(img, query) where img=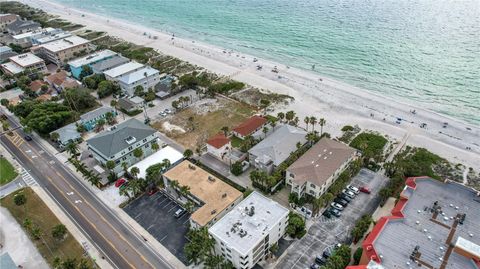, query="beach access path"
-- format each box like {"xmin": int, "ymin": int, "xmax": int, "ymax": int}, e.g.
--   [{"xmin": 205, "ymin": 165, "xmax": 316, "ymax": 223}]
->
[{"xmin": 19, "ymin": 0, "xmax": 480, "ymax": 171}]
